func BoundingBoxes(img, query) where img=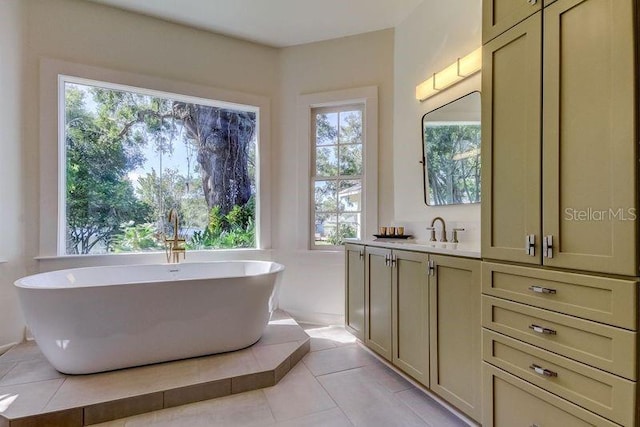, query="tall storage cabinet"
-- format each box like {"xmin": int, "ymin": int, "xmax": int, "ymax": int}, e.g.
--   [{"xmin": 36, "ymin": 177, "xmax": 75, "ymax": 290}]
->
[
  {"xmin": 482, "ymin": 0, "xmax": 638, "ymax": 276},
  {"xmin": 481, "ymin": 12, "xmax": 542, "ymax": 266},
  {"xmin": 482, "ymin": 0, "xmax": 640, "ymax": 425}
]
